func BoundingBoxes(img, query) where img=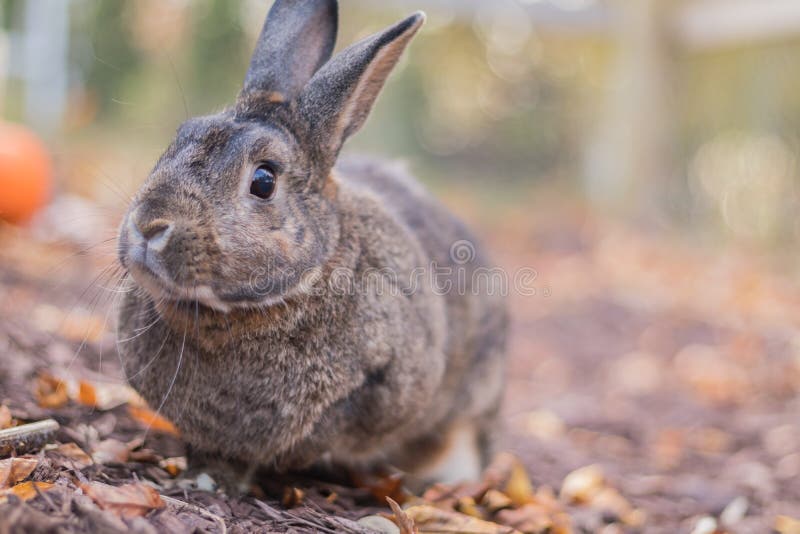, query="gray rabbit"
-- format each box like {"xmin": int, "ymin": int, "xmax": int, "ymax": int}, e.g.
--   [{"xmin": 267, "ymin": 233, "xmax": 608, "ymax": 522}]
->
[{"xmin": 117, "ymin": 0, "xmax": 507, "ymax": 488}]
